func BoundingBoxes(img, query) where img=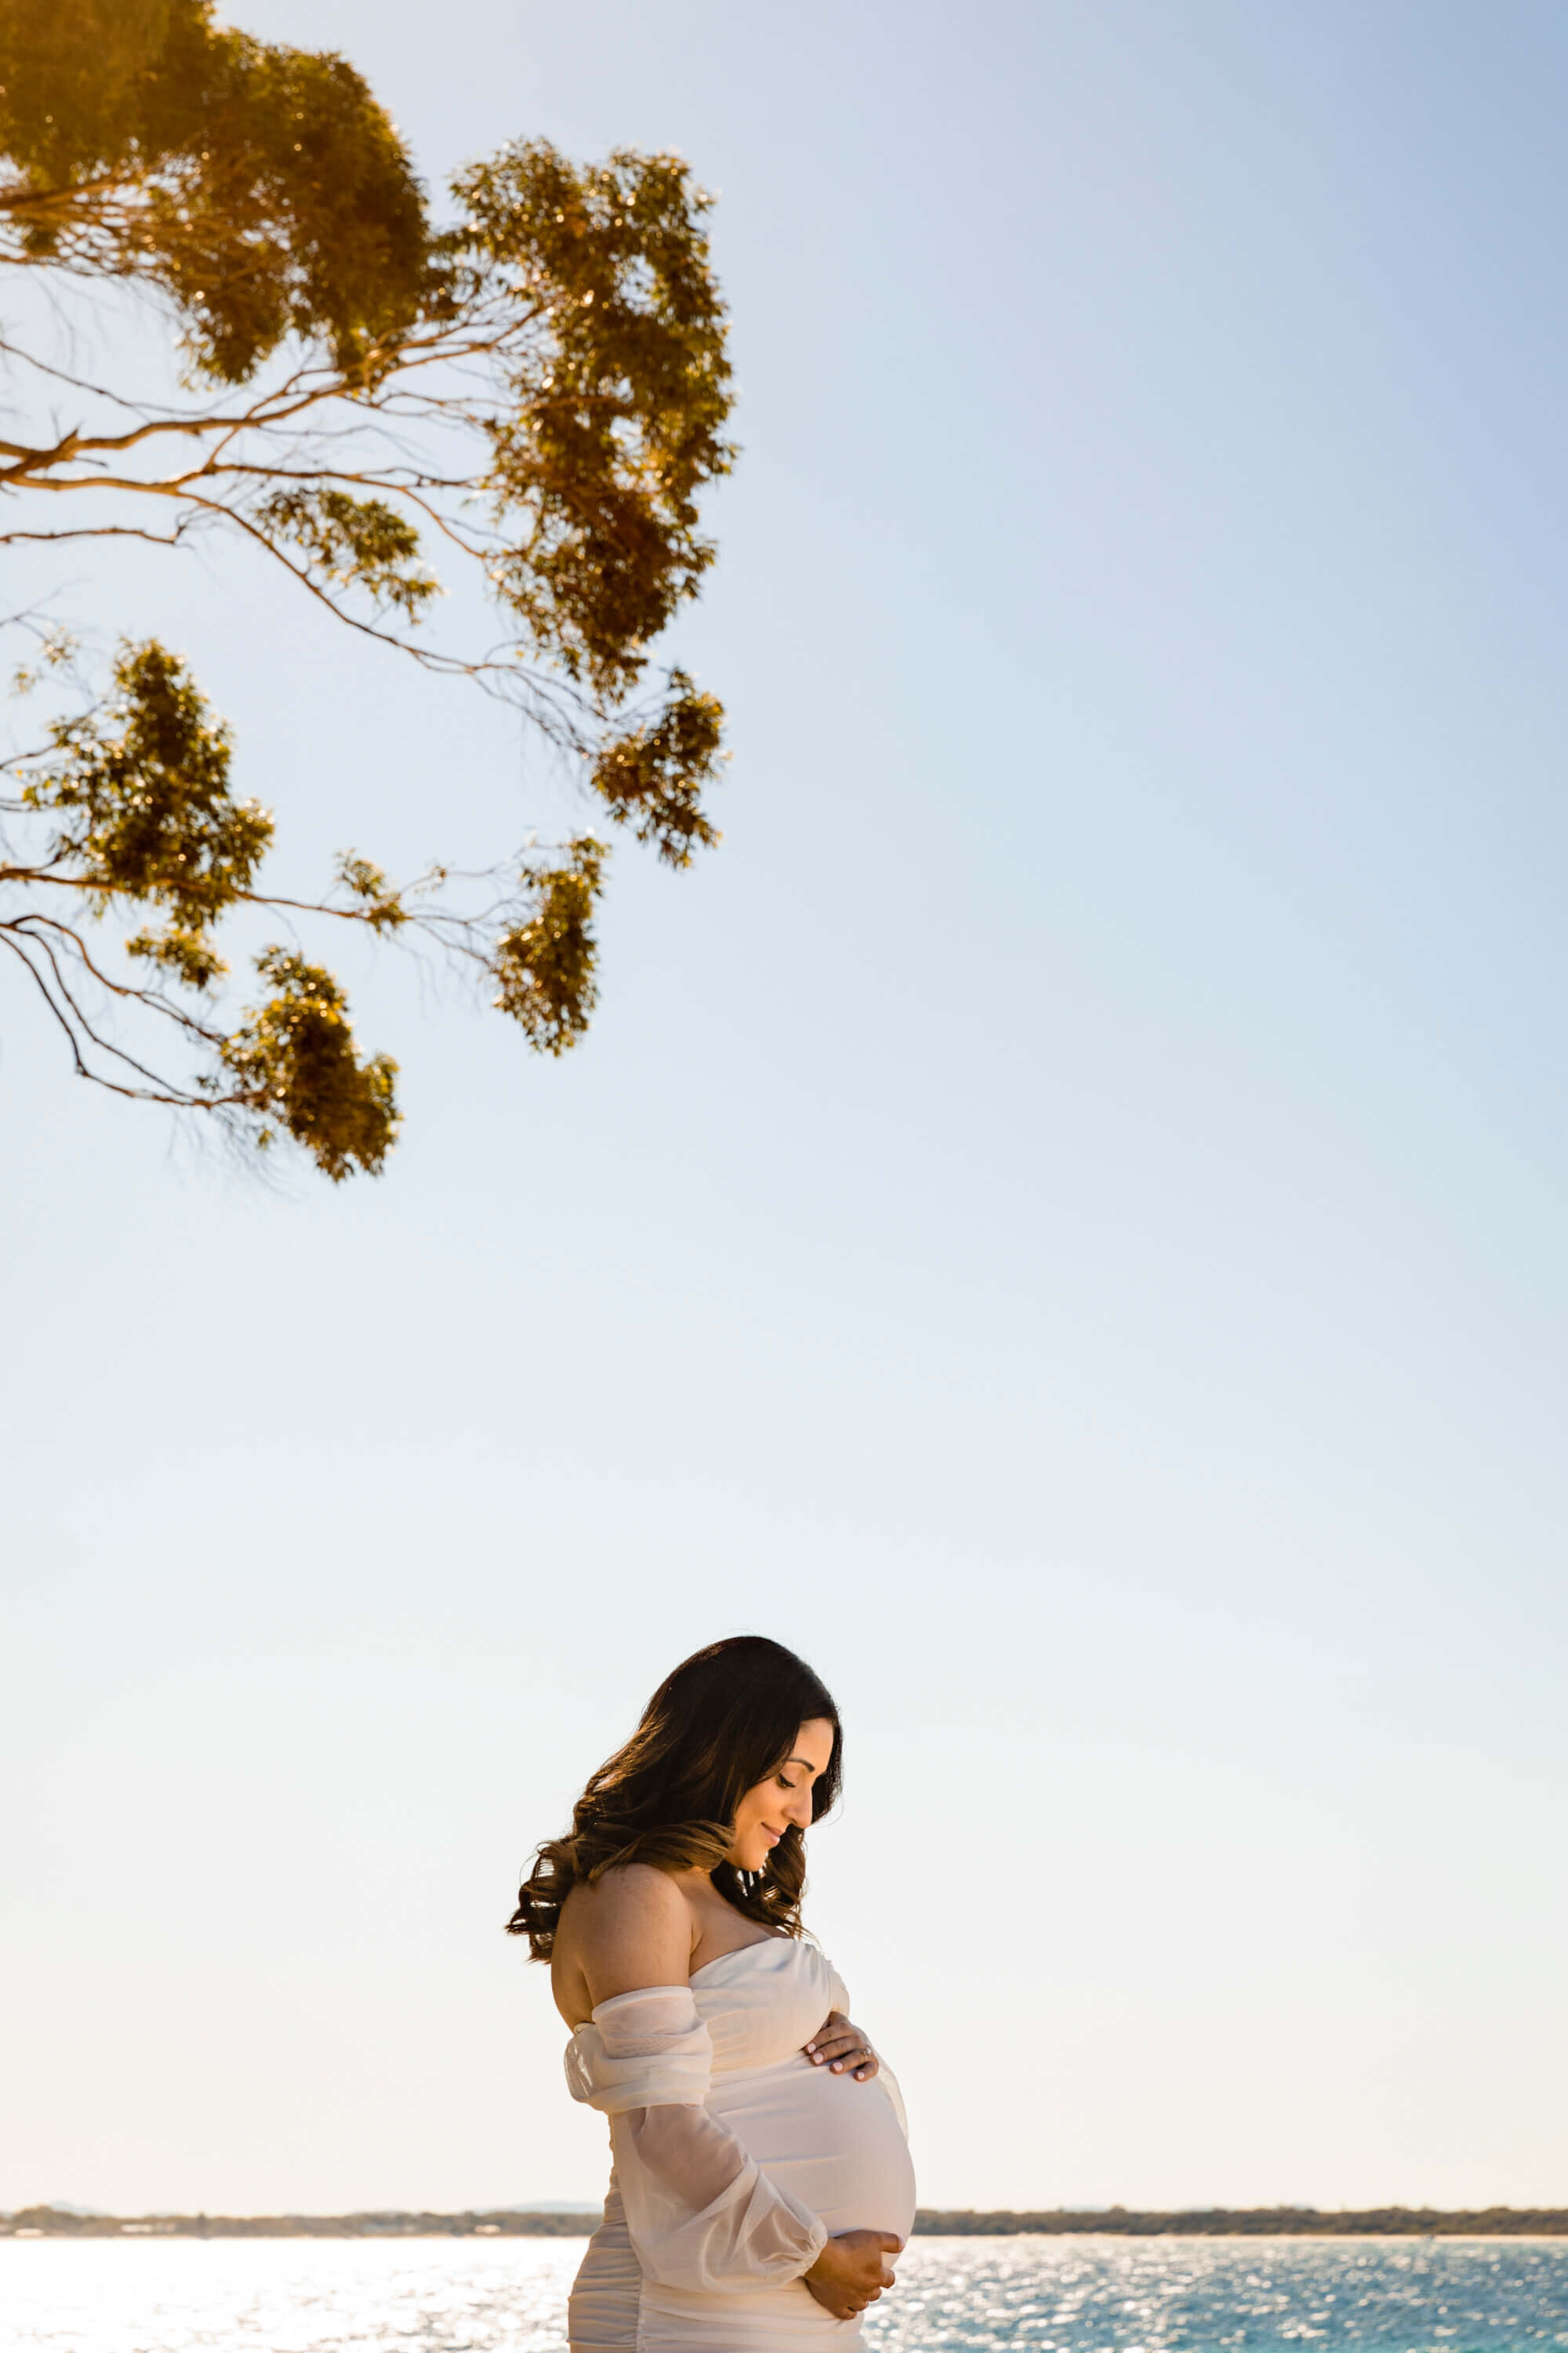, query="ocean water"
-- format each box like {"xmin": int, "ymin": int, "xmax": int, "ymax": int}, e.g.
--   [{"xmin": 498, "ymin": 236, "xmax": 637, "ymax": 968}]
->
[{"xmin": 4, "ymin": 2235, "xmax": 1567, "ymax": 2353}]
